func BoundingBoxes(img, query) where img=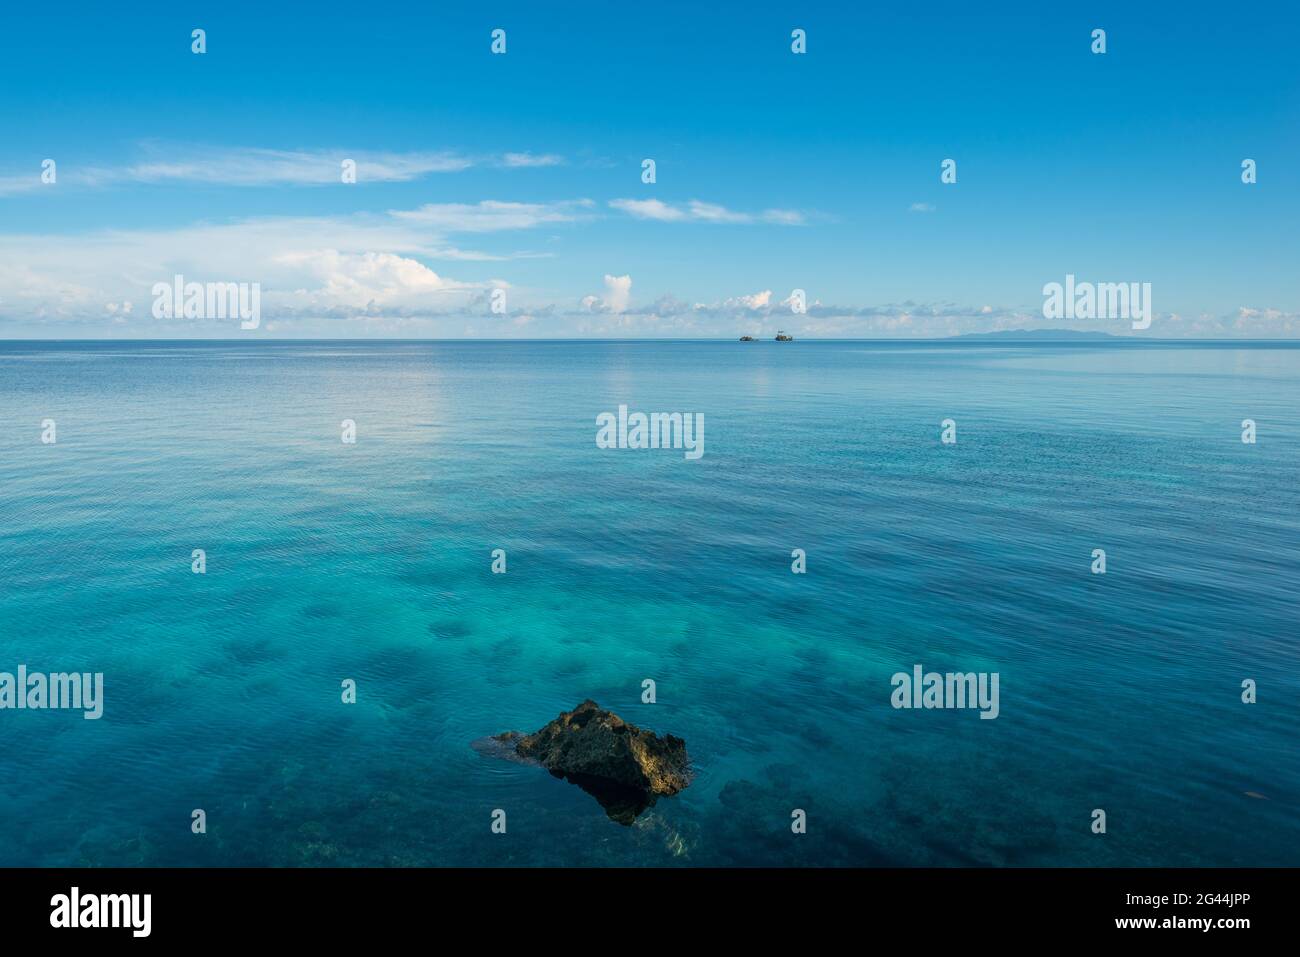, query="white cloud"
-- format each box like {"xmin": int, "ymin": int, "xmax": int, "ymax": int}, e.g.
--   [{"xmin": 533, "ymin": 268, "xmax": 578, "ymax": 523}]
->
[
  {"xmin": 718, "ymin": 290, "xmax": 772, "ymax": 310},
  {"xmin": 582, "ymin": 274, "xmax": 632, "ymax": 314},
  {"xmin": 609, "ymin": 198, "xmax": 806, "ymax": 225},
  {"xmin": 909, "ymin": 202, "xmax": 936, "ymax": 213},
  {"xmin": 391, "ymin": 199, "xmax": 594, "ymax": 231},
  {"xmin": 607, "ymin": 198, "xmax": 686, "ymax": 221},
  {"xmin": 2, "ymin": 144, "xmax": 571, "ymax": 190},
  {"xmin": 0, "ymin": 205, "xmax": 531, "ymax": 324},
  {"xmin": 760, "ymin": 209, "xmax": 808, "ymax": 225},
  {"xmin": 684, "ymin": 200, "xmax": 751, "ymax": 224},
  {"xmin": 101, "ymin": 148, "xmax": 472, "ymax": 186},
  {"xmin": 604, "ymin": 275, "xmax": 632, "ymax": 313},
  {"xmin": 500, "ymin": 152, "xmax": 564, "ymax": 168},
  {"xmin": 273, "ymin": 250, "xmax": 488, "ymax": 310},
  {"xmin": 0, "ymin": 175, "xmax": 44, "ymax": 197}
]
